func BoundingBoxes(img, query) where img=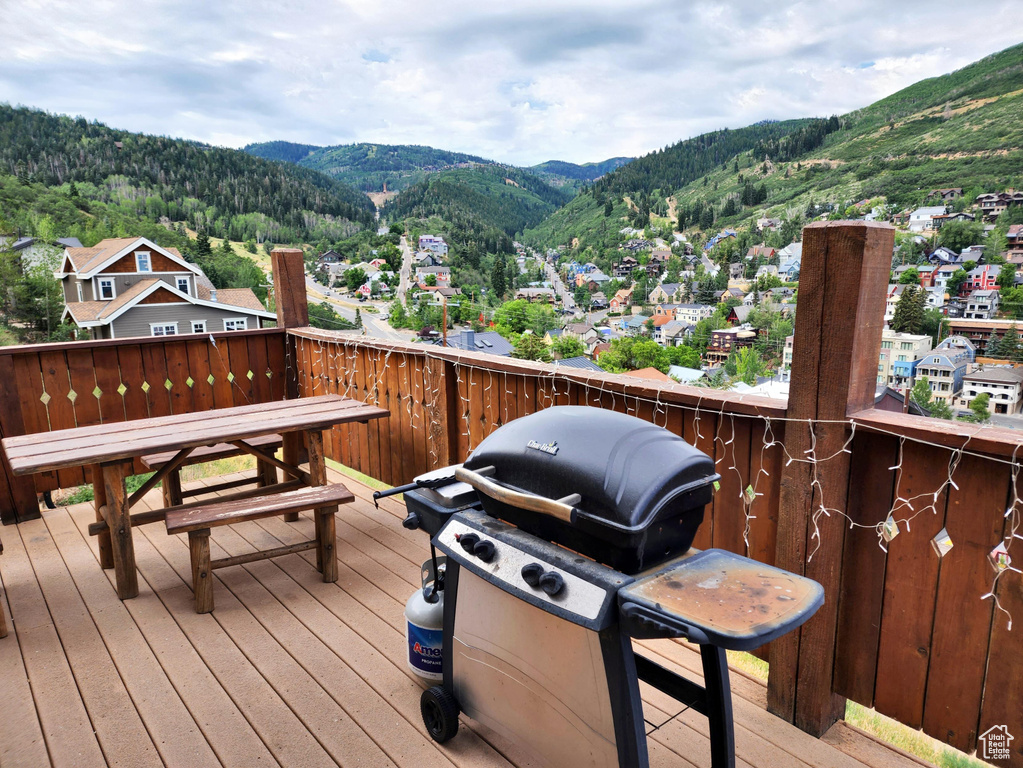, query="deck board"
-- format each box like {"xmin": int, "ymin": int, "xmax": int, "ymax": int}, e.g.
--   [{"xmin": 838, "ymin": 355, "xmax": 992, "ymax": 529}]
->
[{"xmin": 0, "ymin": 468, "xmax": 927, "ymax": 768}]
